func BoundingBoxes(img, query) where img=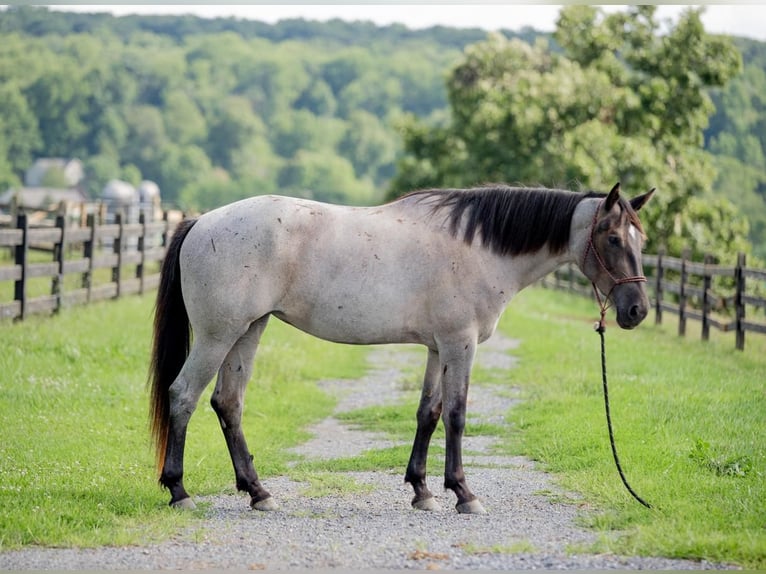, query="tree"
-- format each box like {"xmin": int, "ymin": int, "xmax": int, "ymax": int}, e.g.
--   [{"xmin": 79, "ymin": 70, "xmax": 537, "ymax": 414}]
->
[
  {"xmin": 23, "ymin": 63, "xmax": 90, "ymax": 157},
  {"xmin": 390, "ymin": 7, "xmax": 744, "ymax": 258},
  {"xmin": 295, "ymin": 78, "xmax": 337, "ymax": 117},
  {"xmin": 163, "ymin": 89, "xmax": 207, "ymax": 146},
  {"xmin": 705, "ymin": 62, "xmax": 766, "ymax": 259},
  {"xmin": 204, "ymin": 96, "xmax": 265, "ymax": 173},
  {"xmin": 338, "ymin": 110, "xmax": 399, "ymax": 184},
  {"xmin": 0, "ymin": 82, "xmax": 41, "ymax": 178},
  {"xmin": 277, "ymin": 150, "xmax": 374, "ymax": 204}
]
